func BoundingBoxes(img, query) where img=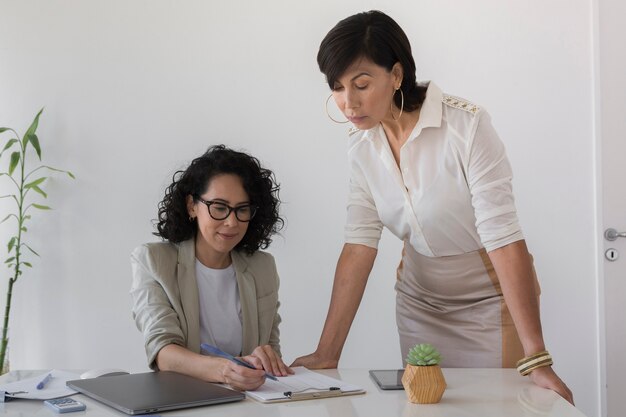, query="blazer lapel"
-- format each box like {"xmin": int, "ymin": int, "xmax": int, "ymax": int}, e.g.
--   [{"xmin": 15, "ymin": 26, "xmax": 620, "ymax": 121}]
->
[
  {"xmin": 232, "ymin": 251, "xmax": 258, "ymax": 356},
  {"xmin": 177, "ymin": 239, "xmax": 201, "ymax": 353}
]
